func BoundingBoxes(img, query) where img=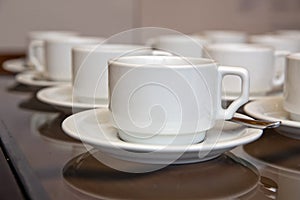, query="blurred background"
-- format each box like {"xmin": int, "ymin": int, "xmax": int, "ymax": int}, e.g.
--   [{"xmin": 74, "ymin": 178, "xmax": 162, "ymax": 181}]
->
[{"xmin": 1, "ymin": 0, "xmax": 300, "ymax": 53}]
